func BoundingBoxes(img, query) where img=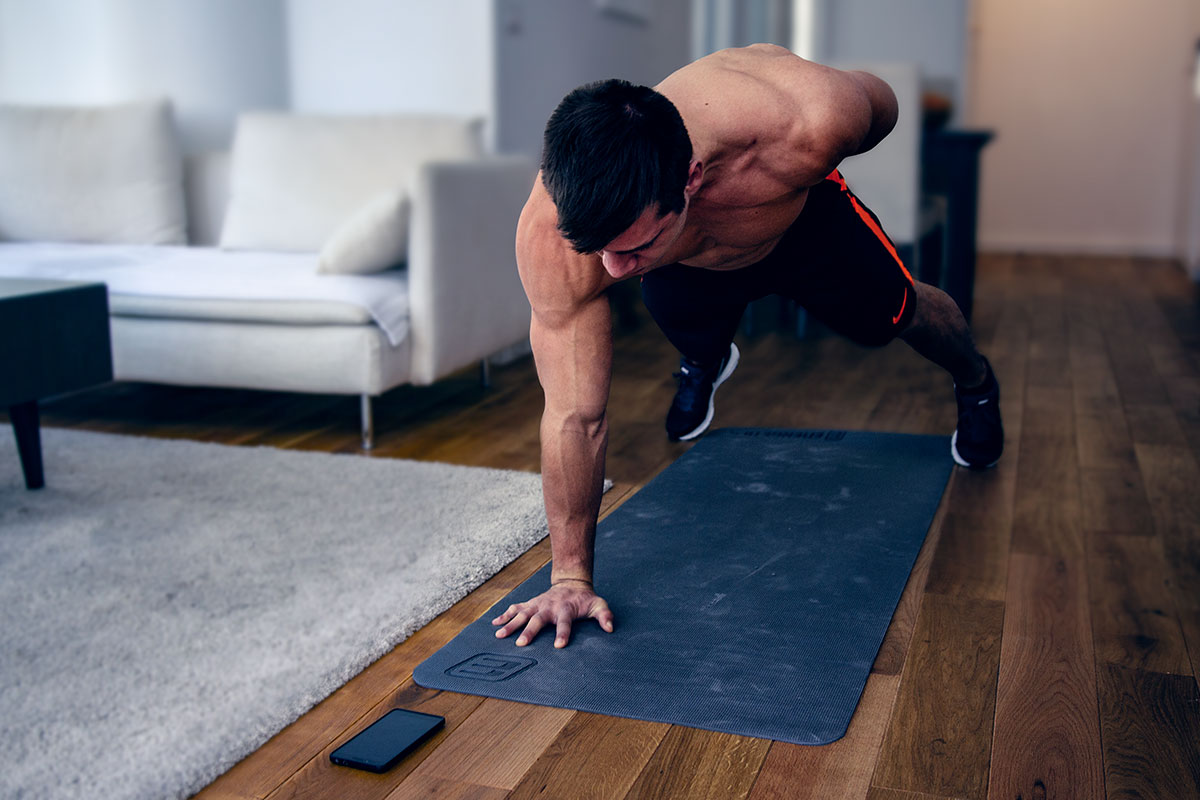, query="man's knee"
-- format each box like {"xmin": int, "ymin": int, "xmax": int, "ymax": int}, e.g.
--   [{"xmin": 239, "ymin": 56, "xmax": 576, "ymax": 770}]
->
[
  {"xmin": 896, "ymin": 282, "xmax": 931, "ymax": 342},
  {"xmin": 899, "ymin": 281, "xmax": 971, "ymax": 340},
  {"xmin": 867, "ymin": 278, "xmax": 921, "ymax": 347}
]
